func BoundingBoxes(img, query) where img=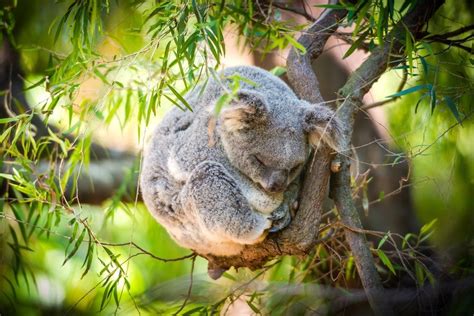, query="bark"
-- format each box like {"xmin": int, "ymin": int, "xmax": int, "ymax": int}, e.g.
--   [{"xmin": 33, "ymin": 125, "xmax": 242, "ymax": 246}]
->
[
  {"xmin": 205, "ymin": 1, "xmax": 445, "ymax": 315},
  {"xmin": 204, "ymin": 3, "xmax": 350, "ymax": 275},
  {"xmin": 205, "ymin": 148, "xmax": 332, "ymax": 272},
  {"xmin": 331, "ymin": 0, "xmax": 445, "ymax": 314}
]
